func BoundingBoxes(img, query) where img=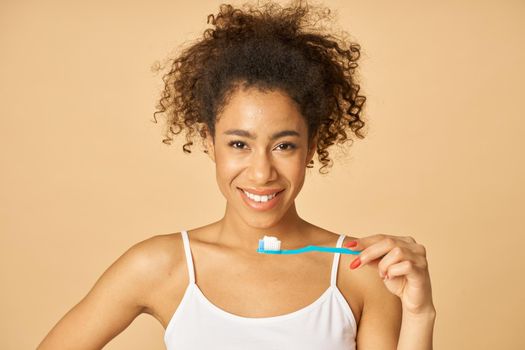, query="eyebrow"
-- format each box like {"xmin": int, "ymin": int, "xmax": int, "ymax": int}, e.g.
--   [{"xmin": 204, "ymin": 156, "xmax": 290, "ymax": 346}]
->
[{"xmin": 223, "ymin": 129, "xmax": 301, "ymax": 140}]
